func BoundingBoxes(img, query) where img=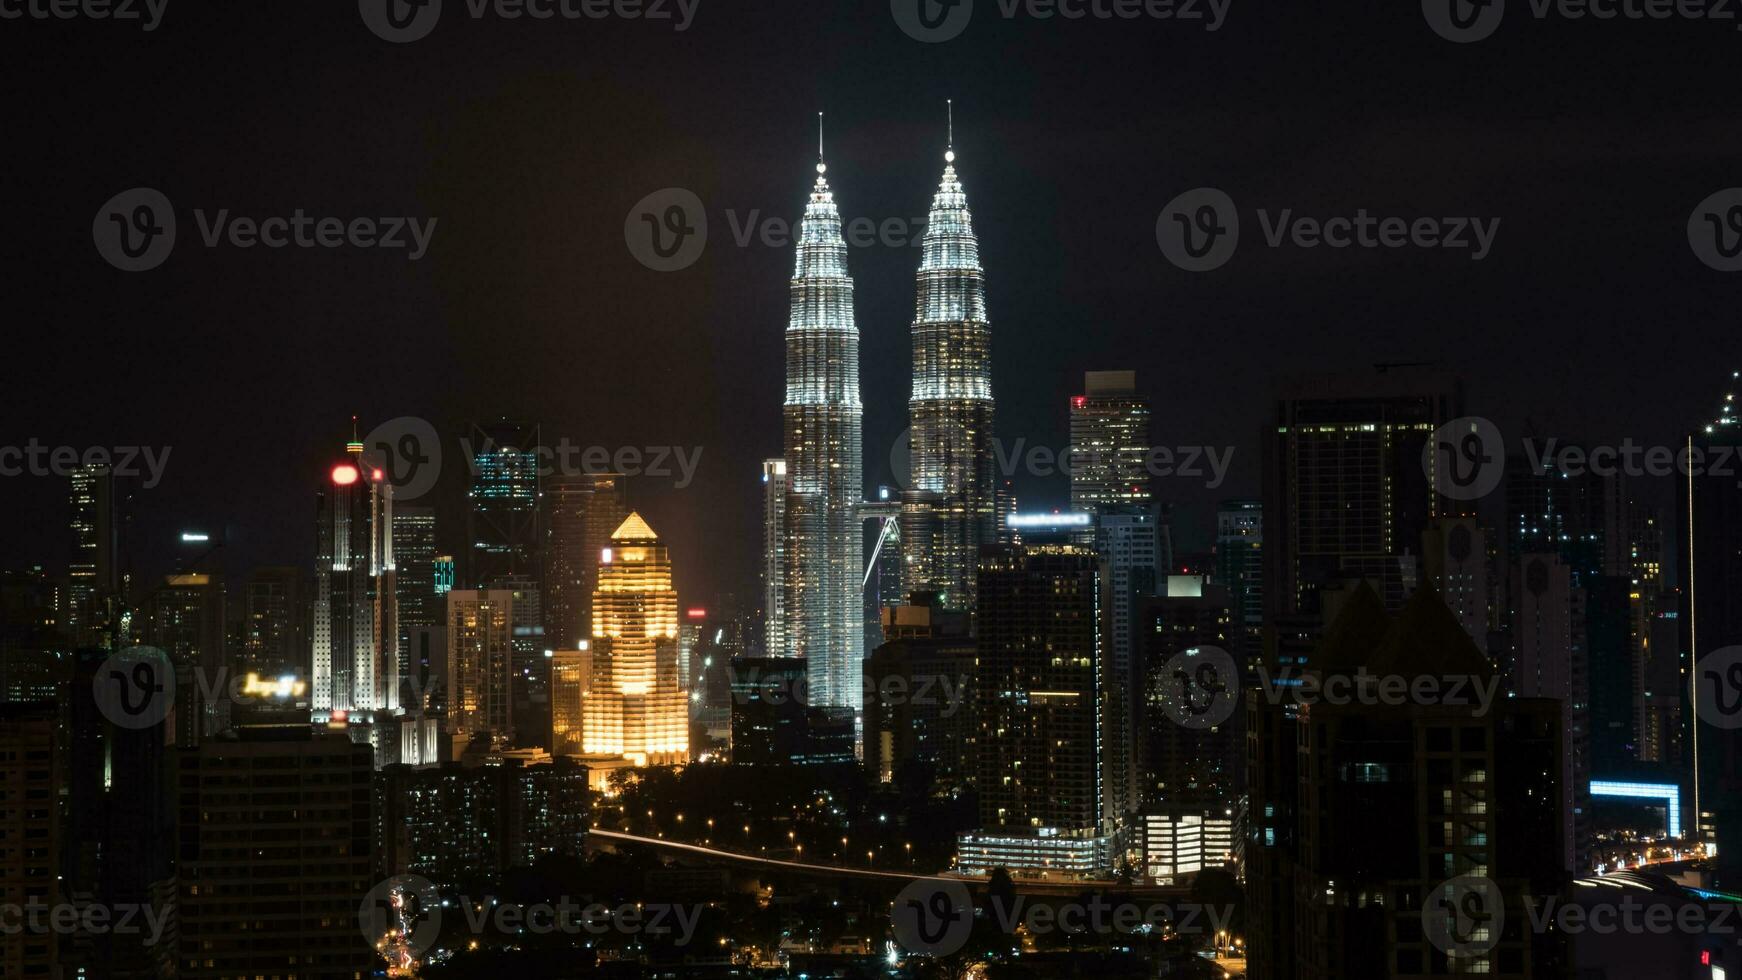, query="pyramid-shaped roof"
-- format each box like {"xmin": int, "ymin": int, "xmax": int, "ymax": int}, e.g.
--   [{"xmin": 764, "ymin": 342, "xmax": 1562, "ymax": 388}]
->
[{"xmin": 611, "ymin": 512, "xmax": 659, "ymax": 541}]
